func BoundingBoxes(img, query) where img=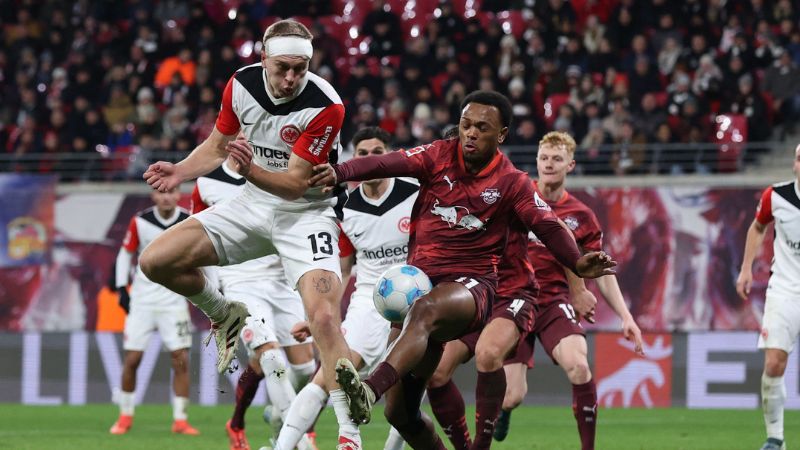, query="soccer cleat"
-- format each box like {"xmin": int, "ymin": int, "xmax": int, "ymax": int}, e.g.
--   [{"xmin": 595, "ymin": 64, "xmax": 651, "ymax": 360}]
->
[
  {"xmin": 226, "ymin": 420, "xmax": 250, "ymax": 450},
  {"xmin": 109, "ymin": 414, "xmax": 133, "ymax": 434},
  {"xmin": 172, "ymin": 419, "xmax": 200, "ymax": 435},
  {"xmin": 337, "ymin": 436, "xmax": 361, "ymax": 450},
  {"xmin": 203, "ymin": 301, "xmax": 249, "ymax": 373},
  {"xmin": 493, "ymin": 409, "xmax": 512, "ymax": 441},
  {"xmin": 759, "ymin": 438, "xmax": 786, "ymax": 450},
  {"xmin": 335, "ymin": 358, "xmax": 375, "ymax": 424}
]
